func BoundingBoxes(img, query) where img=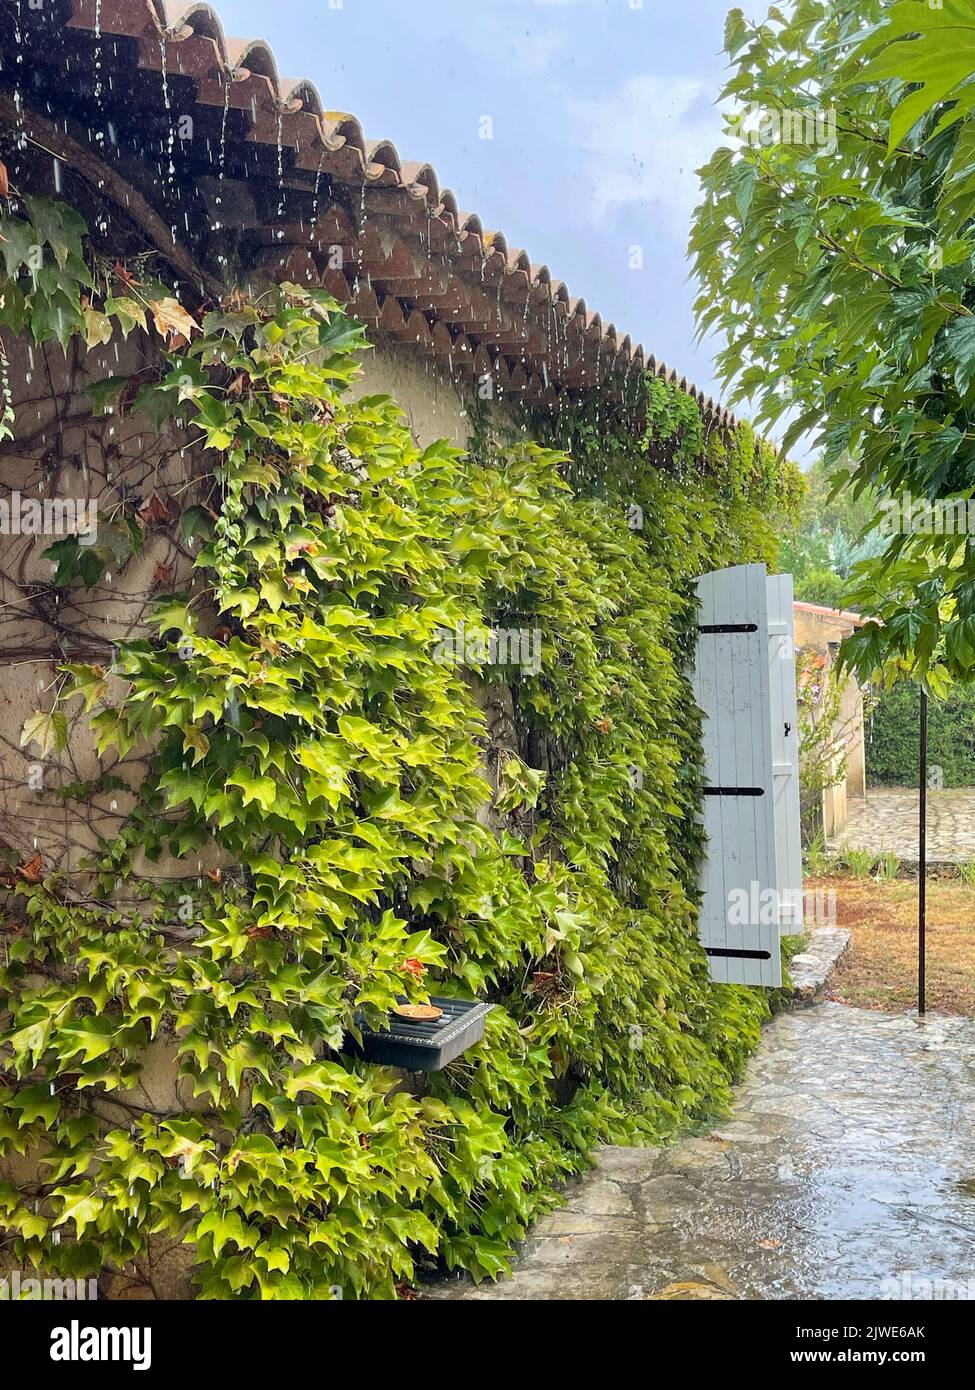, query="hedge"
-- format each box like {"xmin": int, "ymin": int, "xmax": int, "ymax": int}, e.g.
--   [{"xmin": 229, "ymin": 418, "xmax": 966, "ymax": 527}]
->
[{"xmin": 867, "ymin": 683, "xmax": 975, "ymax": 787}]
